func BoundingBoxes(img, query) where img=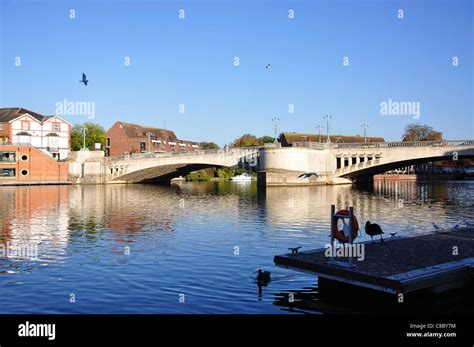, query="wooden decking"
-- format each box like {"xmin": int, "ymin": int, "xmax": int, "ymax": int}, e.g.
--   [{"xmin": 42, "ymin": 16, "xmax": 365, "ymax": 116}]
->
[{"xmin": 274, "ymin": 227, "xmax": 474, "ymax": 294}]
